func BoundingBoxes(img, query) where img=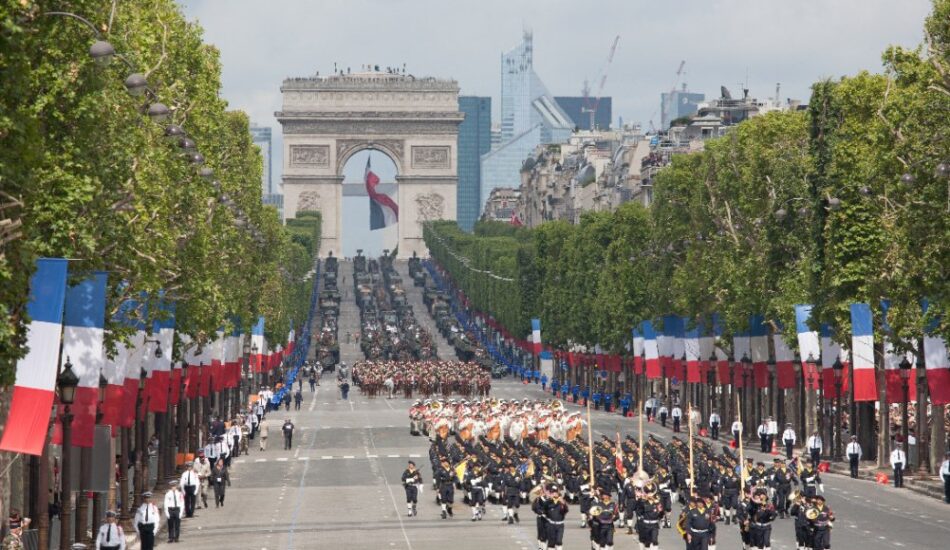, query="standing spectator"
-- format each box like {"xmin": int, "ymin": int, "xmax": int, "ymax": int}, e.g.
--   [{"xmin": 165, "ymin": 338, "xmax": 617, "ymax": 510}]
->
[
  {"xmin": 194, "ymin": 451, "xmax": 211, "ymax": 508},
  {"xmin": 309, "ymin": 372, "xmax": 317, "ymax": 392},
  {"xmin": 134, "ymin": 492, "xmax": 160, "ymax": 550},
  {"xmin": 658, "ymin": 402, "xmax": 669, "ymax": 428},
  {"xmin": 806, "ymin": 431, "xmax": 823, "ymax": 469},
  {"xmin": 731, "ymin": 418, "xmax": 743, "ymax": 448},
  {"xmin": 709, "ymin": 411, "xmax": 721, "ymax": 441},
  {"xmin": 282, "ymin": 418, "xmax": 295, "ymax": 450},
  {"xmin": 767, "ymin": 416, "xmax": 779, "ymax": 451},
  {"xmin": 939, "ymin": 451, "xmax": 950, "ymax": 504},
  {"xmin": 95, "ymin": 510, "xmax": 124, "ymax": 550},
  {"xmin": 179, "ymin": 462, "xmax": 199, "ymax": 518},
  {"xmin": 671, "ymin": 404, "xmax": 682, "ymax": 433},
  {"xmin": 163, "ymin": 480, "xmax": 184, "ymax": 543},
  {"xmin": 227, "ymin": 421, "xmax": 242, "ymax": 458},
  {"xmin": 845, "ymin": 435, "xmax": 862, "ymax": 478},
  {"xmin": 210, "ymin": 459, "xmax": 230, "ymax": 507},
  {"xmin": 757, "ymin": 420, "xmax": 770, "ymax": 452},
  {"xmin": 781, "ymin": 424, "xmax": 797, "ymax": 460},
  {"xmin": 890, "ymin": 443, "xmax": 907, "ymax": 488},
  {"xmin": 258, "ymin": 417, "xmax": 269, "ymax": 451},
  {"xmin": 283, "ymin": 392, "xmax": 291, "ymax": 411},
  {"xmin": 645, "ymin": 394, "xmax": 657, "ymax": 421},
  {"xmin": 340, "ymin": 379, "xmax": 351, "ymax": 400},
  {"xmin": 540, "ymin": 373, "xmax": 548, "ymax": 391}
]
